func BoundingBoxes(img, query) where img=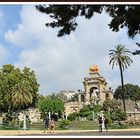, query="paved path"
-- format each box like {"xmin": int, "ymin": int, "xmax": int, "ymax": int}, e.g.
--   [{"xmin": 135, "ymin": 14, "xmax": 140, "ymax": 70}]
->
[{"xmin": 1, "ymin": 128, "xmax": 140, "ymax": 136}]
